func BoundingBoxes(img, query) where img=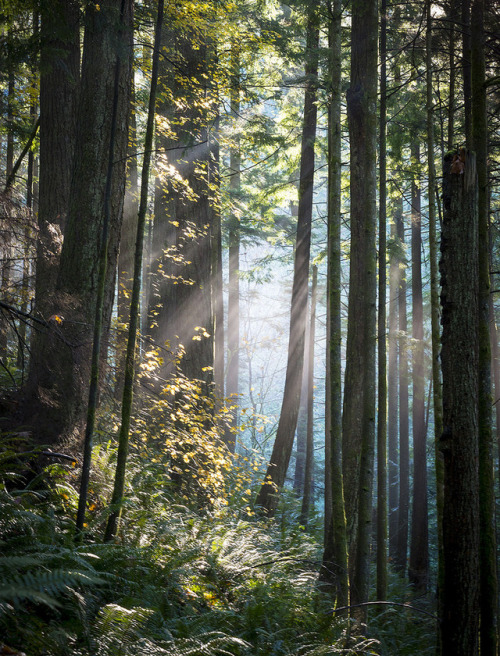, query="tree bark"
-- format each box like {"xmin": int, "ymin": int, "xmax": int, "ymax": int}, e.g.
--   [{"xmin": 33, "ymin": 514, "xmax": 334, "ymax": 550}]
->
[
  {"xmin": 225, "ymin": 42, "xmax": 241, "ymax": 452},
  {"xmin": 409, "ymin": 142, "xmax": 429, "ymax": 592},
  {"xmin": 25, "ymin": 0, "xmax": 133, "ymax": 449},
  {"xmin": 472, "ymin": 0, "xmax": 498, "ymax": 651},
  {"xmin": 440, "ymin": 149, "xmax": 480, "ymax": 656},
  {"xmin": 426, "ymin": 0, "xmax": 445, "ymax": 627},
  {"xmin": 395, "ymin": 196, "xmax": 409, "ymax": 575},
  {"xmin": 376, "ymin": 0, "xmax": 388, "ymax": 602},
  {"xmin": 320, "ymin": 0, "xmax": 348, "ymax": 610},
  {"xmin": 299, "ymin": 264, "xmax": 316, "ymax": 527},
  {"xmin": 104, "ymin": 0, "xmax": 164, "ymax": 542},
  {"xmin": 345, "ymin": 0, "xmax": 378, "ymax": 615}
]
